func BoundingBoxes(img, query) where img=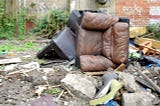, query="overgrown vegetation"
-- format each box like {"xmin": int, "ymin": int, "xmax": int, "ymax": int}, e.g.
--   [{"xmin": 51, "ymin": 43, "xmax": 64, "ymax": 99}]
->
[
  {"xmin": 146, "ymin": 23, "xmax": 160, "ymax": 39},
  {"xmin": 0, "ymin": 0, "xmax": 69, "ymax": 40},
  {"xmin": 33, "ymin": 9, "xmax": 69, "ymax": 38},
  {"xmin": 0, "ymin": 0, "xmax": 26, "ymax": 40}
]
